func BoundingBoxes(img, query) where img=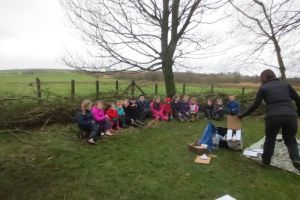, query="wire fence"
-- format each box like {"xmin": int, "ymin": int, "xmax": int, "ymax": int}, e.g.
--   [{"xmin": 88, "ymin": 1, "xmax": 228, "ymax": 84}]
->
[{"xmin": 0, "ymin": 78, "xmax": 259, "ymax": 104}]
